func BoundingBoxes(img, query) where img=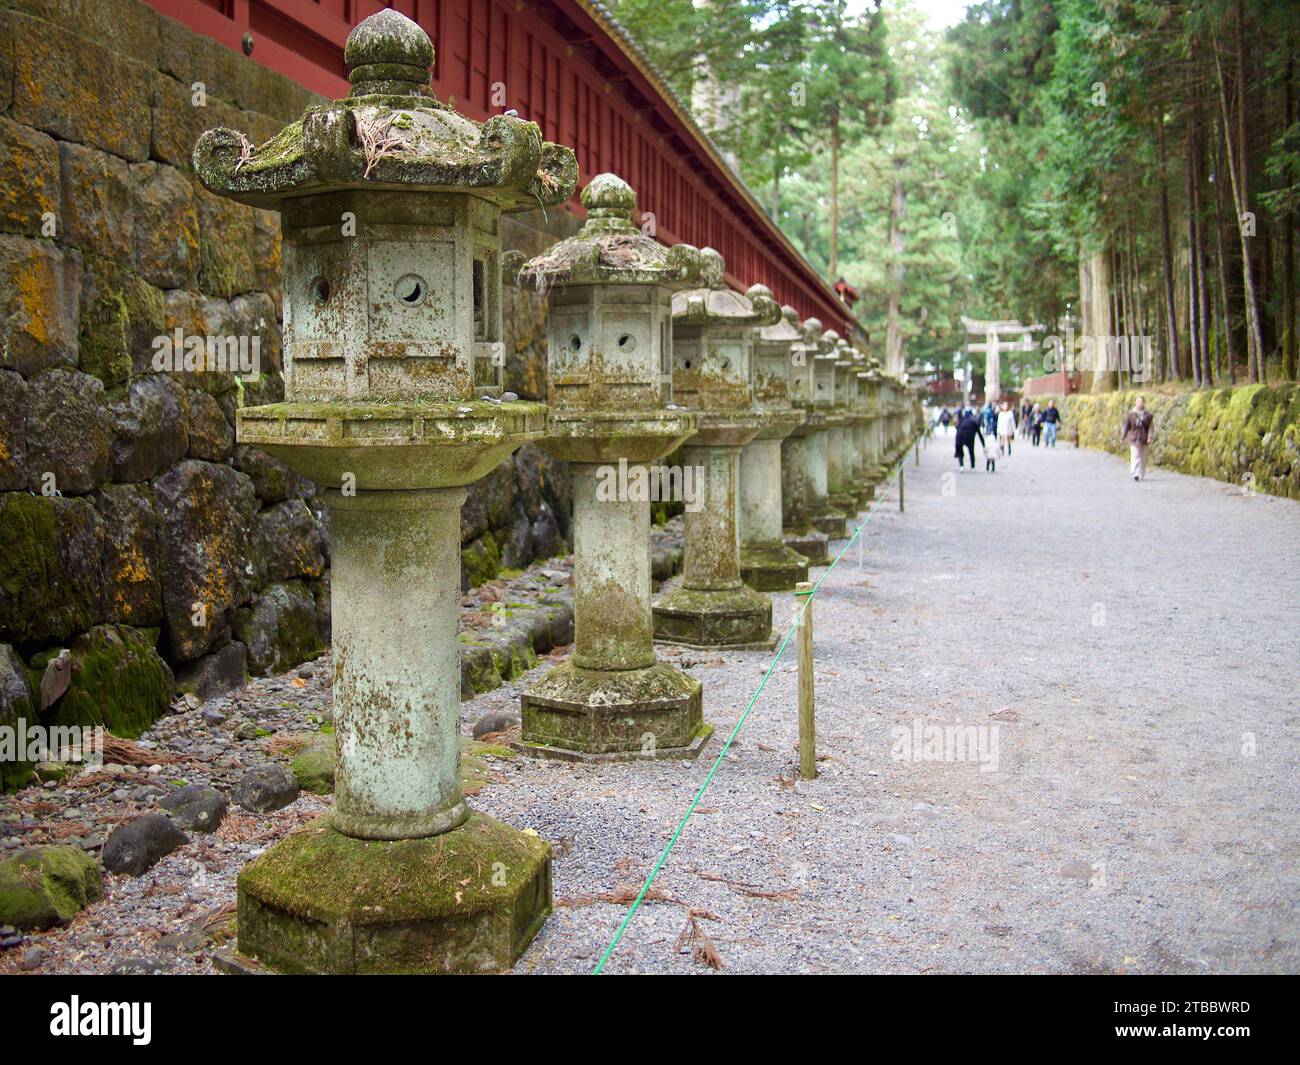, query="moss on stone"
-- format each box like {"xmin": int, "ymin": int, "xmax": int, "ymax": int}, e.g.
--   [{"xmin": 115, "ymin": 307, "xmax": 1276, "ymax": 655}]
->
[
  {"xmin": 0, "ymin": 845, "xmax": 102, "ymax": 930},
  {"xmin": 1060, "ymin": 383, "xmax": 1300, "ymax": 499},
  {"xmin": 291, "ymin": 735, "xmax": 335, "ymax": 794},
  {"xmin": 461, "ymin": 531, "xmax": 500, "ymax": 588},
  {"xmin": 234, "ymin": 811, "xmax": 552, "ymax": 974},
  {"xmin": 43, "ymin": 624, "xmax": 175, "ymax": 738}
]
